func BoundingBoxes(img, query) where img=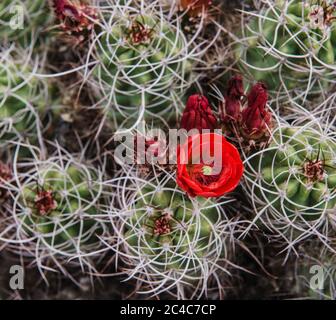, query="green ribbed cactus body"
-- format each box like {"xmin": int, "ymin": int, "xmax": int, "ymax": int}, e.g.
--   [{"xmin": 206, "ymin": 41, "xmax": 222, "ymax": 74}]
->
[
  {"xmin": 236, "ymin": 0, "xmax": 336, "ymax": 94},
  {"xmin": 95, "ymin": 13, "xmax": 191, "ymax": 121},
  {"xmin": 20, "ymin": 164, "xmax": 101, "ymax": 247},
  {"xmin": 0, "ymin": 61, "xmax": 42, "ymax": 141},
  {"xmin": 0, "ymin": 0, "xmax": 50, "ymax": 44},
  {"xmin": 124, "ymin": 187, "xmax": 219, "ymax": 271},
  {"xmin": 248, "ymin": 126, "xmax": 336, "ymax": 220}
]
